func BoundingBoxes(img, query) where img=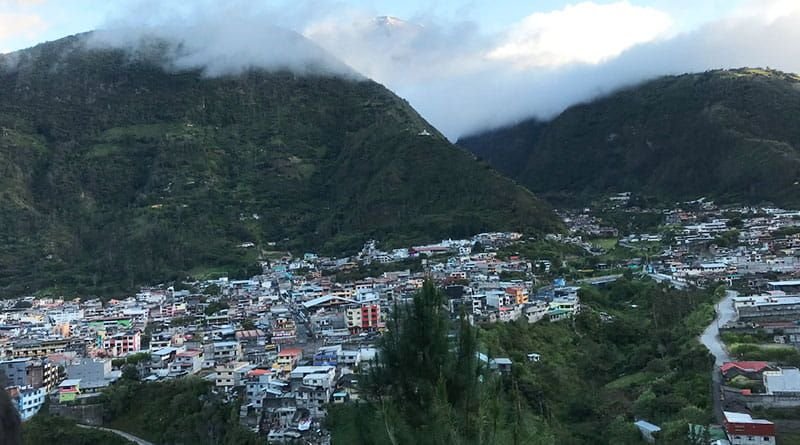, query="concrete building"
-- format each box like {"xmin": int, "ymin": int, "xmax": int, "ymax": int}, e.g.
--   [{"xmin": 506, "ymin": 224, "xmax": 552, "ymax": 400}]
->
[
  {"xmin": 723, "ymin": 411, "xmax": 776, "ymax": 445},
  {"xmin": 169, "ymin": 350, "xmax": 203, "ymax": 375},
  {"xmin": 7, "ymin": 386, "xmax": 46, "ymax": 421},
  {"xmin": 735, "ymin": 296, "xmax": 800, "ymax": 321},
  {"xmin": 1, "ymin": 358, "xmax": 31, "ymax": 388},
  {"xmin": 65, "ymin": 358, "xmax": 119, "ymax": 392},
  {"xmin": 215, "ymin": 361, "xmax": 251, "ymax": 389},
  {"xmin": 102, "ymin": 332, "xmax": 142, "ymax": 357},
  {"xmin": 764, "ymin": 368, "xmax": 800, "ymax": 396},
  {"xmin": 210, "ymin": 341, "xmax": 243, "ymax": 364}
]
